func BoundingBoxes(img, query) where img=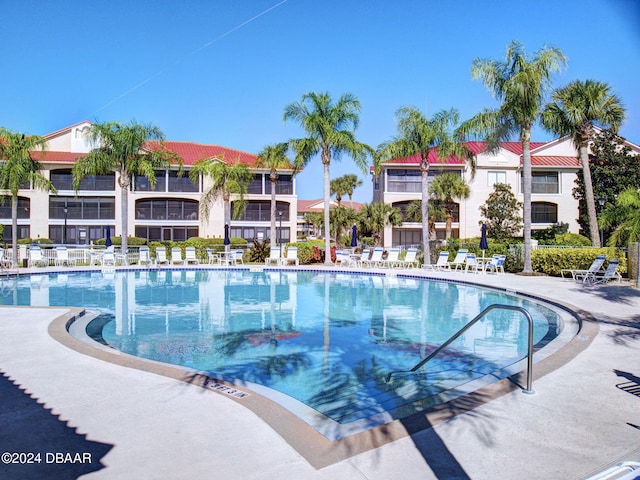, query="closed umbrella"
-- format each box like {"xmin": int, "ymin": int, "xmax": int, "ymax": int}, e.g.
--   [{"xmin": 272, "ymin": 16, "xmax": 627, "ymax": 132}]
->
[
  {"xmin": 224, "ymin": 224, "xmax": 230, "ymax": 254},
  {"xmin": 105, "ymin": 225, "xmax": 113, "ymax": 247},
  {"xmin": 350, "ymin": 224, "xmax": 358, "ymax": 247},
  {"xmin": 479, "ymin": 223, "xmax": 488, "ymax": 260}
]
